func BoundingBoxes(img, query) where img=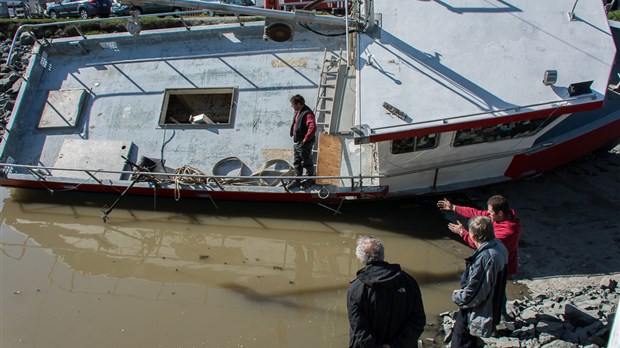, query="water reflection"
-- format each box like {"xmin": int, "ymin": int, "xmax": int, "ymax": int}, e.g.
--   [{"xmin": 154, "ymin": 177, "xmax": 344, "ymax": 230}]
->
[{"xmin": 1, "ymin": 188, "xmax": 486, "ymax": 347}]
